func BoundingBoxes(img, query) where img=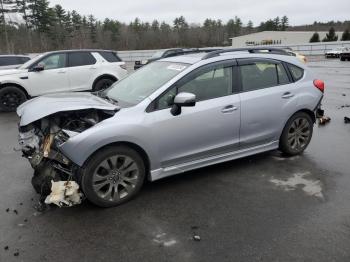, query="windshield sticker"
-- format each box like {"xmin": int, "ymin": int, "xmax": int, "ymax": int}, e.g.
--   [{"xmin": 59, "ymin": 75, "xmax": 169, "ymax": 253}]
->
[{"xmin": 167, "ymin": 64, "xmax": 187, "ymax": 71}]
